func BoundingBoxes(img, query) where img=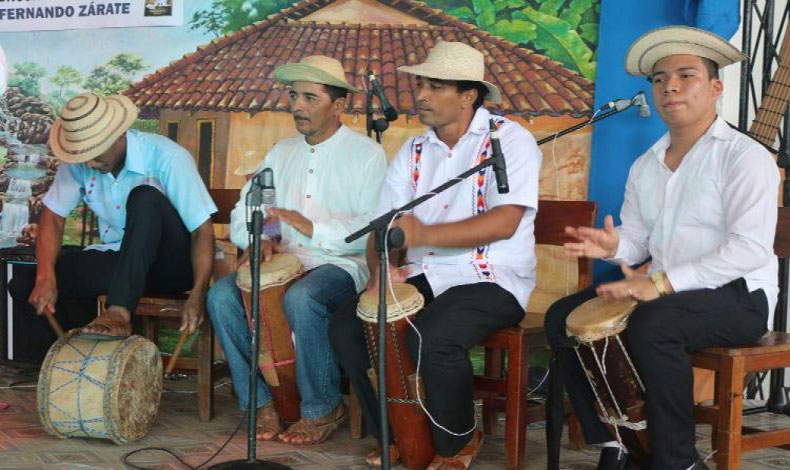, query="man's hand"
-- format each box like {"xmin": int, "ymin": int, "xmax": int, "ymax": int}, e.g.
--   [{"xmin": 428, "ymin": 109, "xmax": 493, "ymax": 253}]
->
[
  {"xmin": 236, "ymin": 239, "xmax": 279, "ymax": 269},
  {"xmin": 180, "ymin": 293, "xmax": 204, "ymax": 334},
  {"xmin": 596, "ymin": 263, "xmax": 660, "ymax": 302},
  {"xmin": 268, "ymin": 208, "xmax": 313, "ymax": 238},
  {"xmin": 393, "ymin": 214, "xmax": 425, "ymax": 249},
  {"xmin": 564, "ymin": 214, "xmax": 620, "ymax": 259},
  {"xmin": 29, "ymin": 276, "xmax": 57, "ymax": 315},
  {"xmin": 366, "ymin": 264, "xmax": 410, "ymax": 292}
]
